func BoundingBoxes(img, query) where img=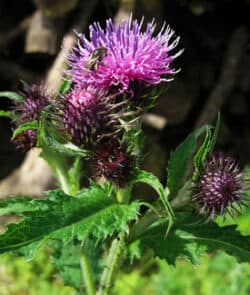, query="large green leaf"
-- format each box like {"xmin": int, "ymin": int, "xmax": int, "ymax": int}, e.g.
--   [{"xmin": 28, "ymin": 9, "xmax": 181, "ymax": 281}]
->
[
  {"xmin": 0, "ymin": 197, "xmax": 34, "ymax": 215},
  {"xmin": 167, "ymin": 127, "xmax": 206, "ymax": 200},
  {"xmin": 0, "ymin": 187, "xmax": 139, "ymax": 258},
  {"xmin": 140, "ymin": 213, "xmax": 250, "ymax": 264}
]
